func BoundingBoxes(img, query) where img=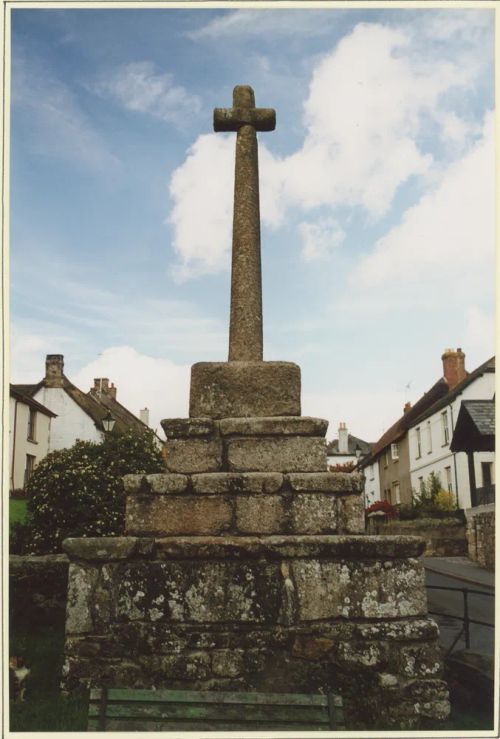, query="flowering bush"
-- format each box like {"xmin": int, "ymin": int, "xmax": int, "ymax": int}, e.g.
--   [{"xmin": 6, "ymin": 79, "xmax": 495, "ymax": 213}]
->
[
  {"xmin": 365, "ymin": 499, "xmax": 398, "ymax": 519},
  {"xmin": 329, "ymin": 461, "xmax": 356, "ymax": 473},
  {"xmin": 23, "ymin": 429, "xmax": 164, "ymax": 554},
  {"xmin": 433, "ymin": 489, "xmax": 456, "ymax": 512}
]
